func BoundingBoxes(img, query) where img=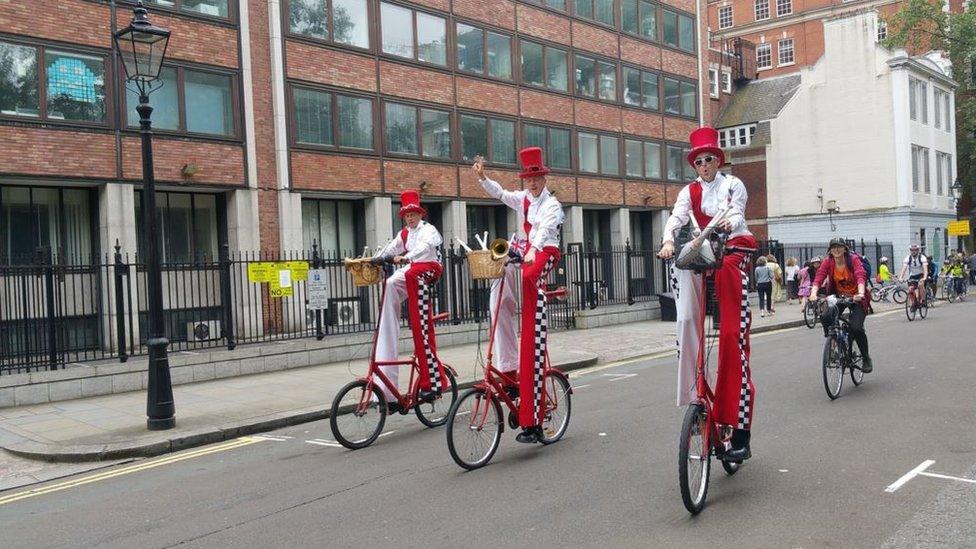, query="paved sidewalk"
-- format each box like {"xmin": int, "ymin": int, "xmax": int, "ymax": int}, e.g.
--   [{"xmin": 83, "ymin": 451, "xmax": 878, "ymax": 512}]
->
[{"xmin": 0, "ymin": 298, "xmax": 897, "ymax": 462}]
